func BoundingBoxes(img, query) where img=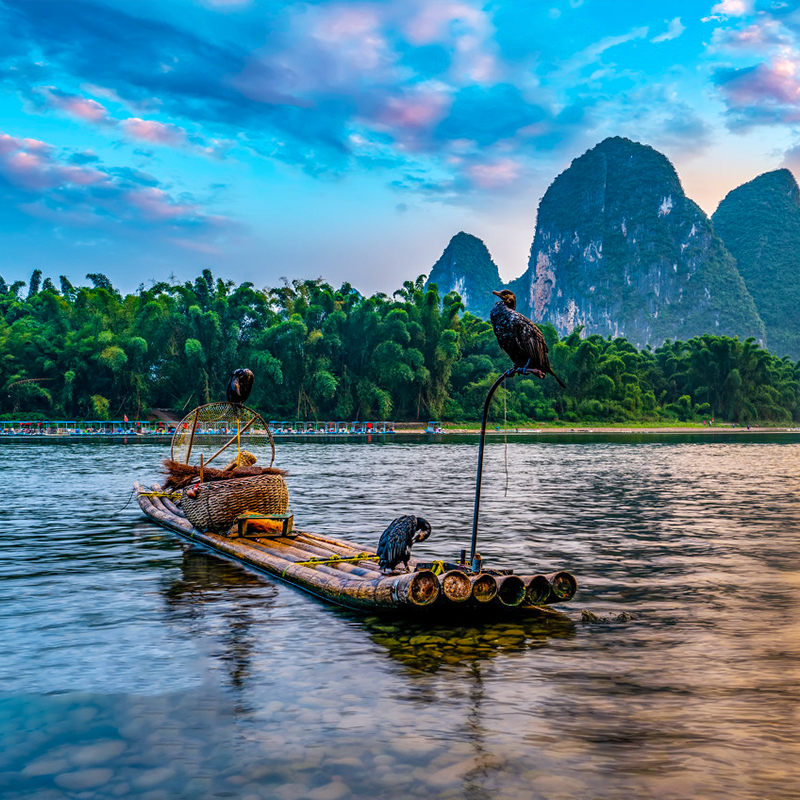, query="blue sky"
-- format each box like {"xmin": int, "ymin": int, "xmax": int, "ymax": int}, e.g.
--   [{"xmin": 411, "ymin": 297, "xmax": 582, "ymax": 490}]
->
[{"xmin": 1, "ymin": 0, "xmax": 799, "ymax": 293}]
